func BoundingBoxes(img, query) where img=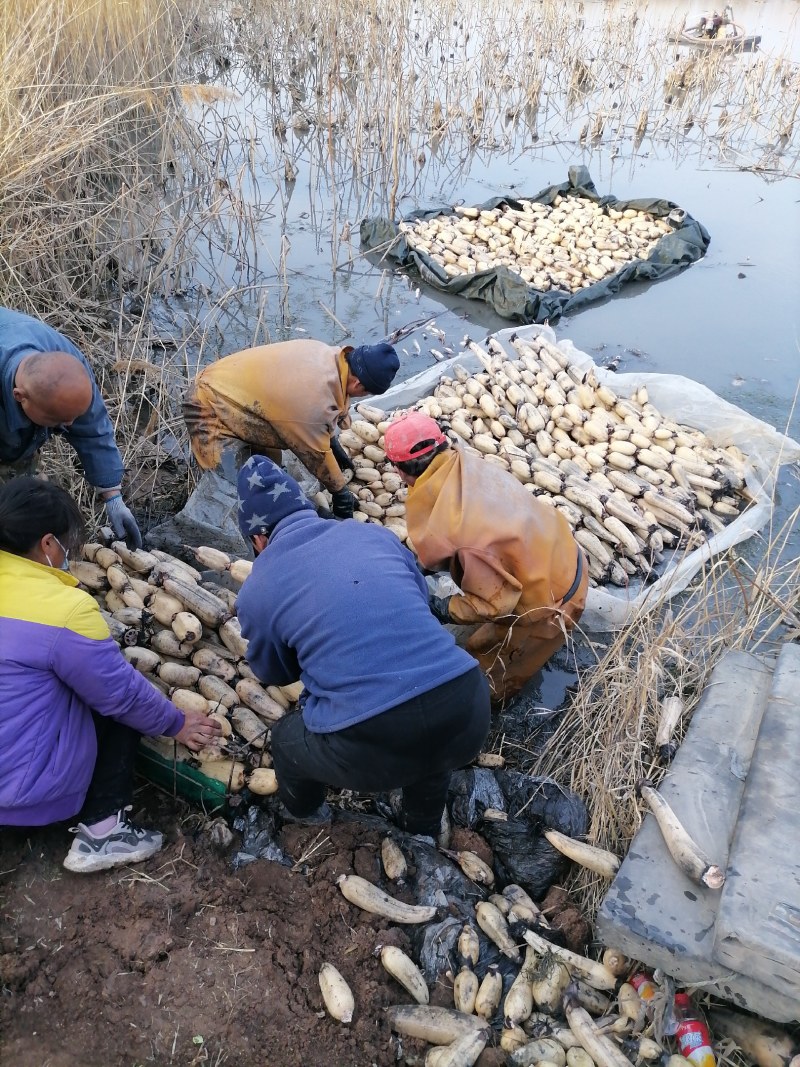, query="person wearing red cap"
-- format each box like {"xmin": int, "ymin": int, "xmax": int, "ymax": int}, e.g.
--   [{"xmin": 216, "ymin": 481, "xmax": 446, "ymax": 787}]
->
[
  {"xmin": 383, "ymin": 412, "xmax": 588, "ymax": 705},
  {"xmin": 183, "ymin": 339, "xmax": 399, "ymax": 519}
]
